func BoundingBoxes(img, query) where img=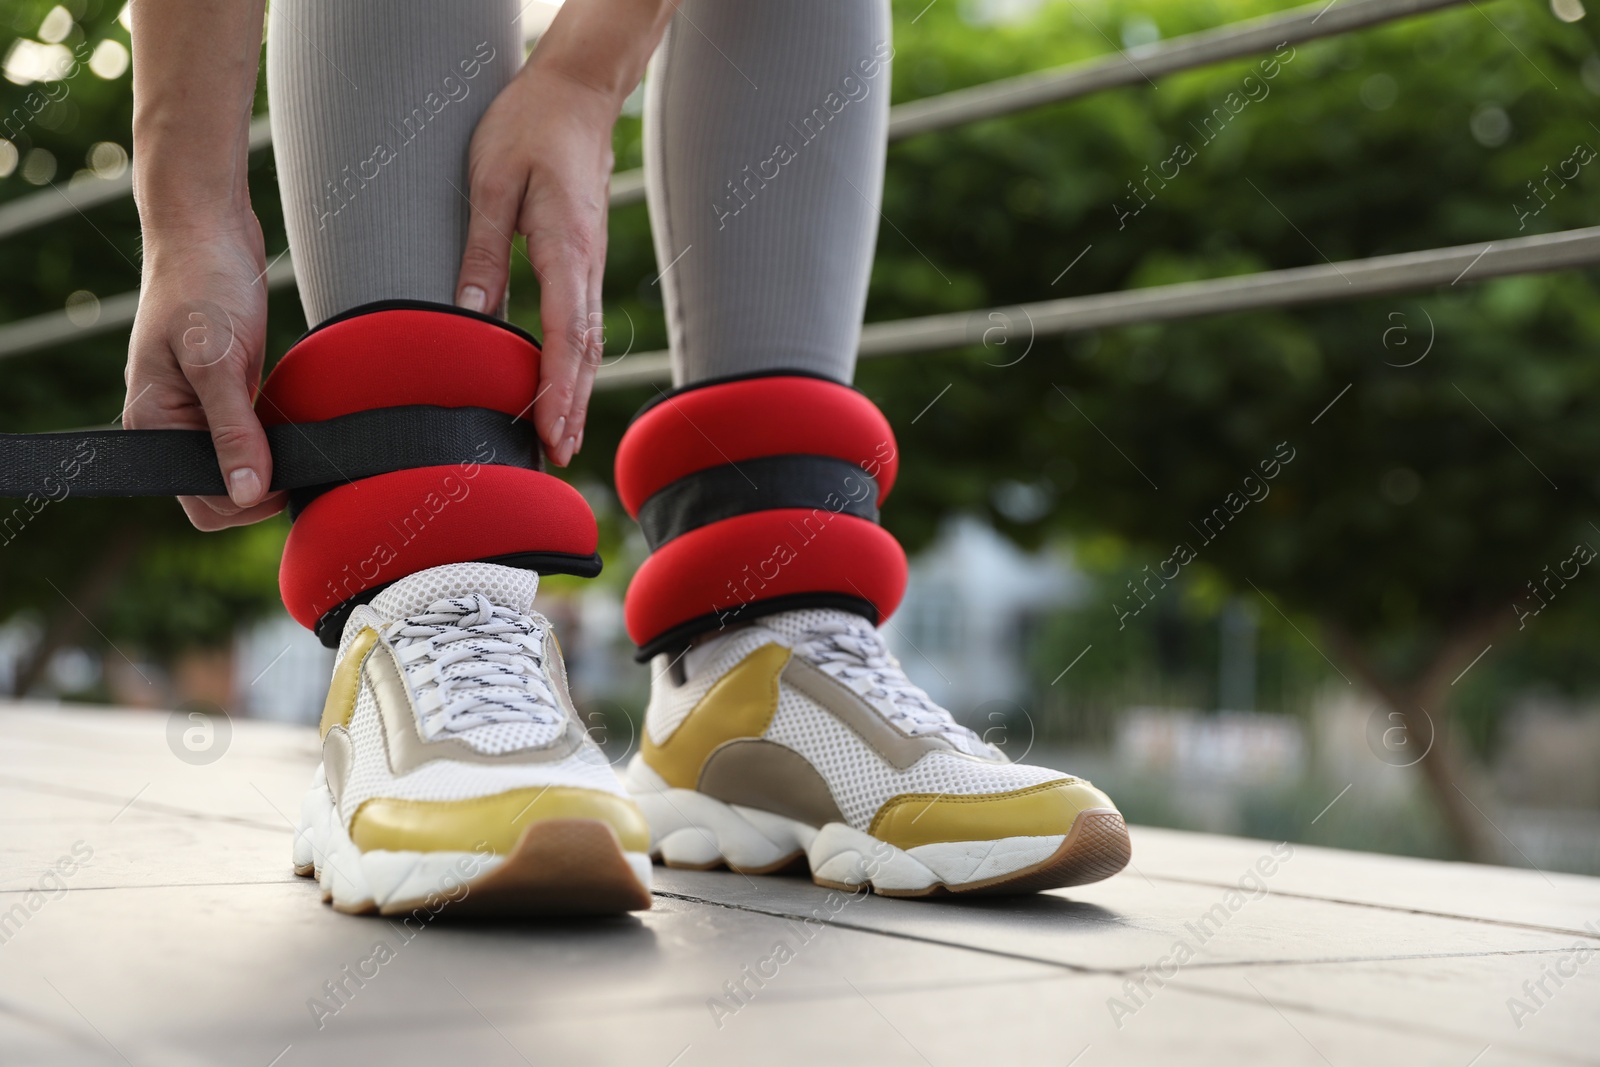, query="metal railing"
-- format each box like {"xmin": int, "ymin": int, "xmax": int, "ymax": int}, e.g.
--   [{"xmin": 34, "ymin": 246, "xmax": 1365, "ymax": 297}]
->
[
  {"xmin": 1, "ymin": 0, "xmax": 1592, "ymax": 386},
  {"xmin": 0, "ymin": 117, "xmax": 275, "ymax": 243}
]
